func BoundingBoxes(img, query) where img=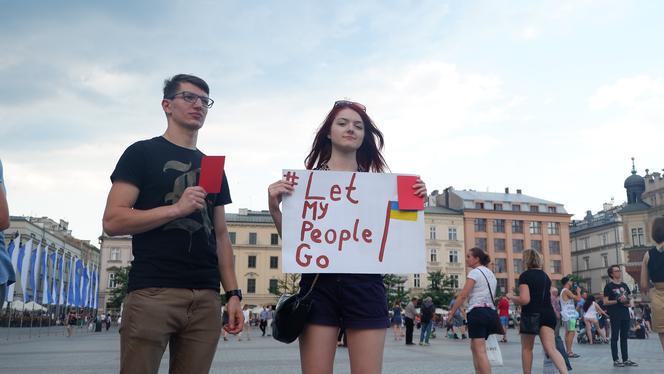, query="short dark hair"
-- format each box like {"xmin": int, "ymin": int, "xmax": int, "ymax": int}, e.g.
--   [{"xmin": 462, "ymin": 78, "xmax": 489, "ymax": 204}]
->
[
  {"xmin": 561, "ymin": 276, "xmax": 570, "ymax": 286},
  {"xmin": 607, "ymin": 264, "xmax": 620, "ymax": 278},
  {"xmin": 163, "ymin": 74, "xmax": 210, "ymax": 99},
  {"xmin": 652, "ymin": 216, "xmax": 664, "ymax": 244},
  {"xmin": 468, "ymin": 247, "xmax": 491, "ymax": 266}
]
